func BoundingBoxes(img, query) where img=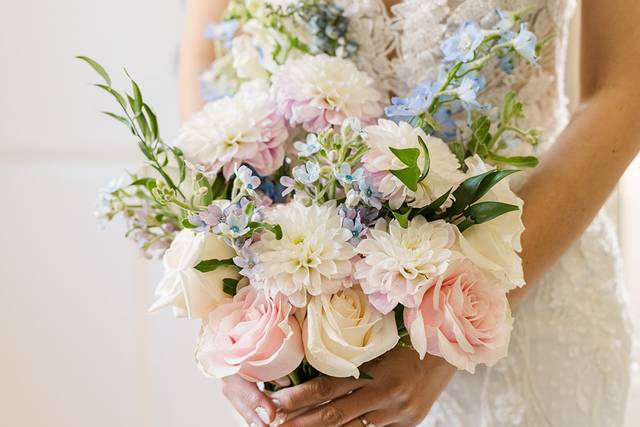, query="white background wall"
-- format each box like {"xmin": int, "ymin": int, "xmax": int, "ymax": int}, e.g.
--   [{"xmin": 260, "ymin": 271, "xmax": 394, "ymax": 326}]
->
[{"xmin": 0, "ymin": 1, "xmax": 638, "ymax": 426}]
